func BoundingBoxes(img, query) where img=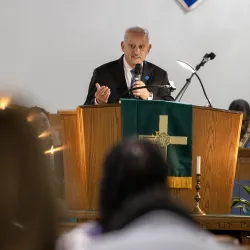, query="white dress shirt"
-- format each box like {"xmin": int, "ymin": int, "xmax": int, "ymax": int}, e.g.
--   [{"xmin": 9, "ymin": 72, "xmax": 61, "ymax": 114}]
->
[{"xmin": 123, "ymin": 57, "xmax": 134, "ymax": 89}]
